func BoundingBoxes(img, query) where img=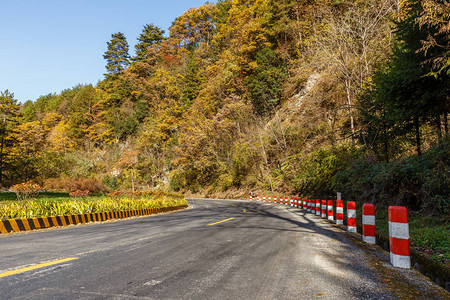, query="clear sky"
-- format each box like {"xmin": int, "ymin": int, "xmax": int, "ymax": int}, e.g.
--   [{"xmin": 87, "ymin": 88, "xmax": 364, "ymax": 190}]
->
[{"xmin": 0, "ymin": 0, "xmax": 213, "ymax": 103}]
